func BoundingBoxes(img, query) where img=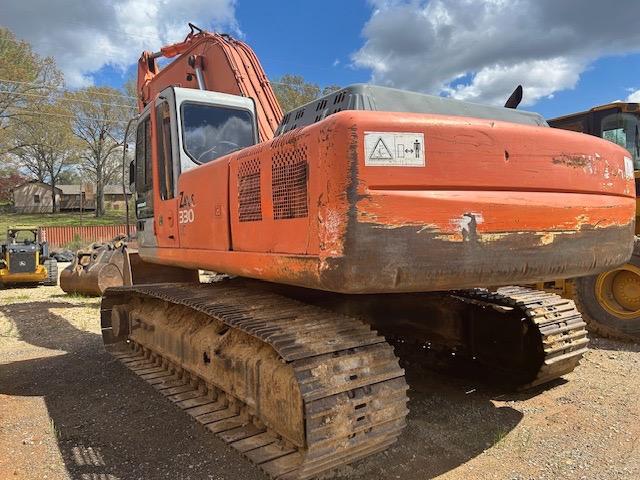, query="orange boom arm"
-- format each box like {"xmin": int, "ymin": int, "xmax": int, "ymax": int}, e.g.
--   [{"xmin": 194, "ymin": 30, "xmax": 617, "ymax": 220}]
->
[{"xmin": 137, "ymin": 24, "xmax": 282, "ymax": 141}]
